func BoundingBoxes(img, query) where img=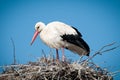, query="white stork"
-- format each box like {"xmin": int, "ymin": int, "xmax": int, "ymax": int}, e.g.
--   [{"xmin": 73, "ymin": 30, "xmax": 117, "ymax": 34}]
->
[{"xmin": 31, "ymin": 21, "xmax": 90, "ymax": 61}]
